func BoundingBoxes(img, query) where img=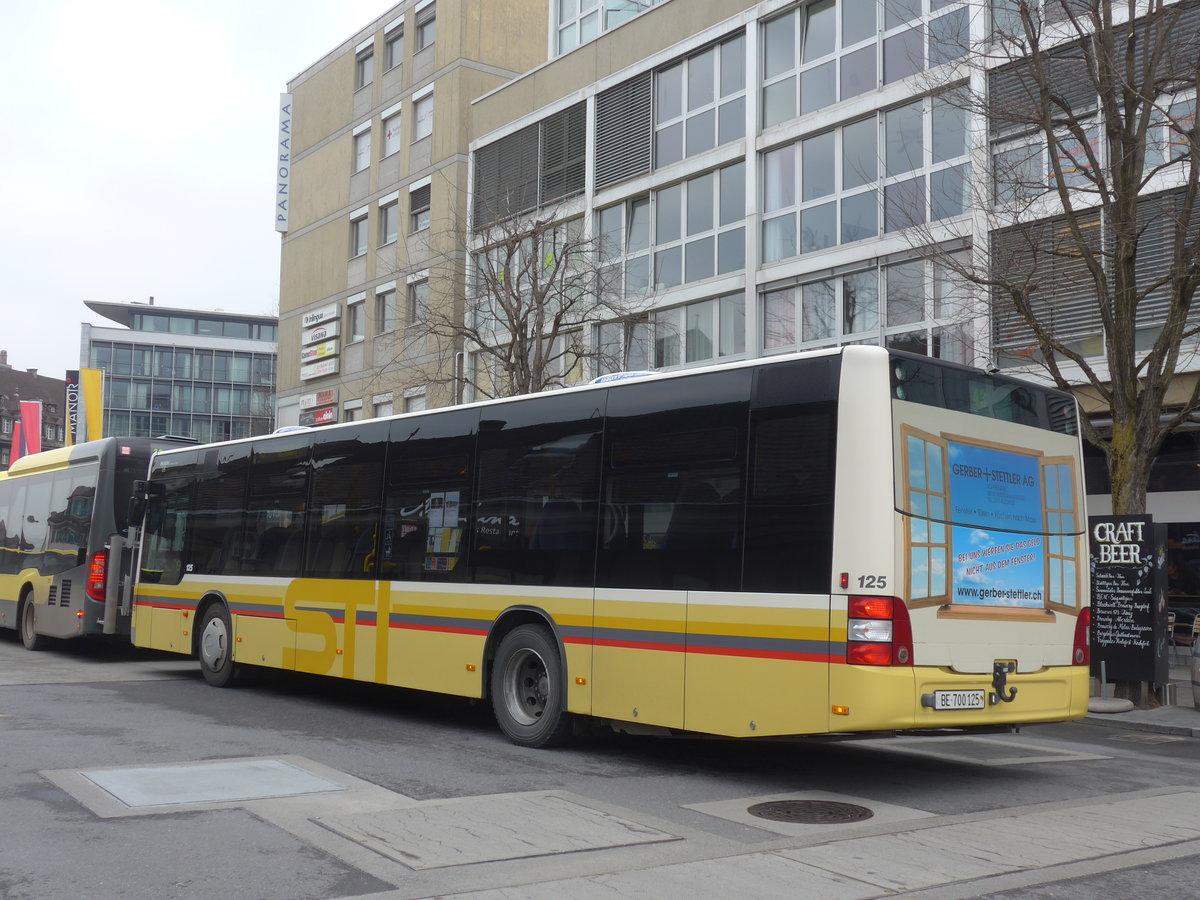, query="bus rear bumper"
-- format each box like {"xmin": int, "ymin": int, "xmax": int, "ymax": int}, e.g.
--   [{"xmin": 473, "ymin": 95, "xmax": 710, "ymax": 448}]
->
[{"xmin": 829, "ymin": 664, "xmax": 1090, "ymax": 732}]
